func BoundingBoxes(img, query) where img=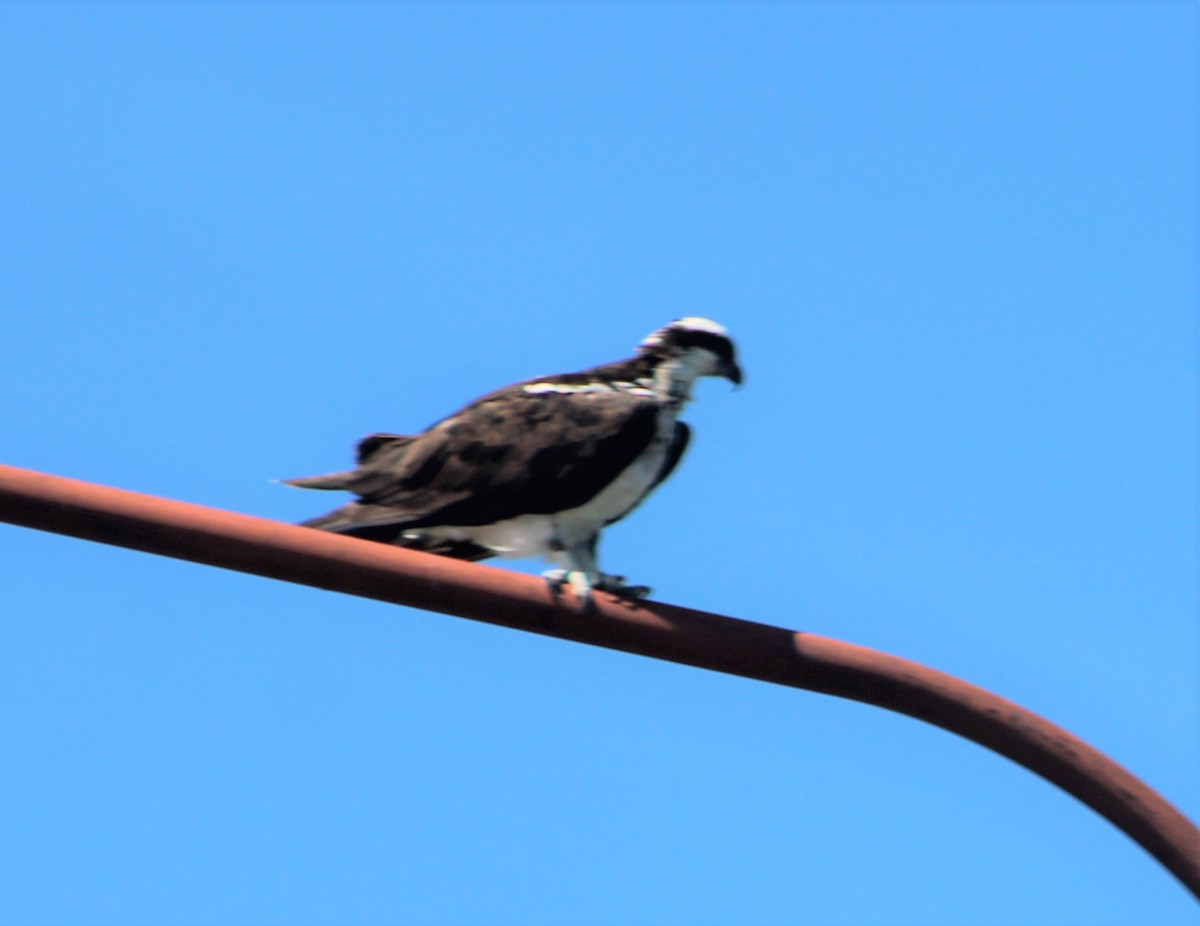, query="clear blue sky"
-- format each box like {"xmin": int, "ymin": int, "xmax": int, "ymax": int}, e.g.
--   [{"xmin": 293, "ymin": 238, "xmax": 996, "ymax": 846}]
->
[{"xmin": 2, "ymin": 3, "xmax": 1196, "ymax": 924}]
